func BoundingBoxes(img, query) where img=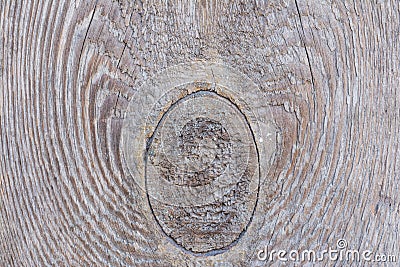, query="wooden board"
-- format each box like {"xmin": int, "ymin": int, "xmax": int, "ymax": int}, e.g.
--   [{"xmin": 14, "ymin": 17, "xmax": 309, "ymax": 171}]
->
[{"xmin": 1, "ymin": 0, "xmax": 399, "ymax": 265}]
